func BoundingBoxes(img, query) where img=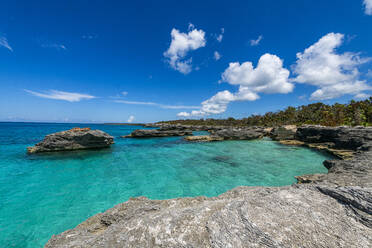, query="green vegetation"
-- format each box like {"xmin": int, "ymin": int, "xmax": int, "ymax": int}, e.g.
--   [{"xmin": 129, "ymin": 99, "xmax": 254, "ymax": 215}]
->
[{"xmin": 159, "ymin": 98, "xmax": 372, "ymax": 127}]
